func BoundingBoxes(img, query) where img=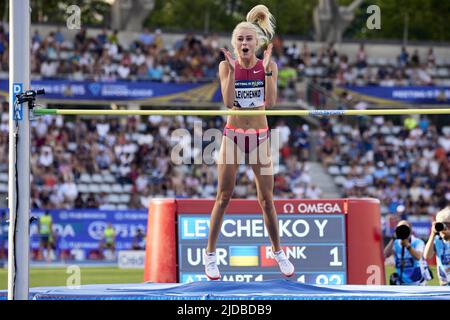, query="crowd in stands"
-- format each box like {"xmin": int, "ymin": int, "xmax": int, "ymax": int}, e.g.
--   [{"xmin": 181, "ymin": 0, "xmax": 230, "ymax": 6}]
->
[
  {"xmin": 282, "ymin": 42, "xmax": 449, "ymax": 88},
  {"xmin": 0, "ymin": 100, "xmax": 319, "ymax": 210},
  {"xmin": 1, "ymin": 25, "xmax": 449, "ymax": 90},
  {"xmin": 0, "ymin": 25, "xmax": 221, "ymax": 83},
  {"xmin": 316, "ymin": 114, "xmax": 449, "ymax": 216},
  {"xmin": 0, "ymin": 26, "xmax": 448, "ymax": 215},
  {"xmin": 2, "ymin": 96, "xmax": 448, "ymax": 216}
]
